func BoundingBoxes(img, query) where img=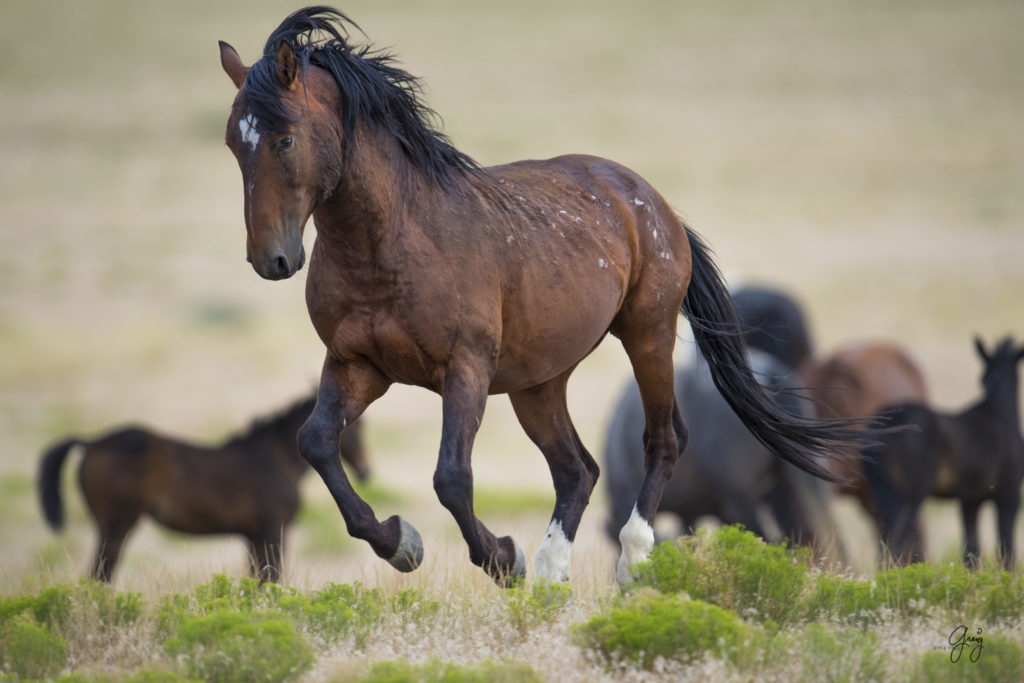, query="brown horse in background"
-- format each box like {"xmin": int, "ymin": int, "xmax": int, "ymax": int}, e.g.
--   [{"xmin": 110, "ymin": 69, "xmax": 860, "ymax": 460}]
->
[
  {"xmin": 38, "ymin": 395, "xmax": 366, "ymax": 583},
  {"xmin": 218, "ymin": 8, "xmax": 866, "ymax": 586},
  {"xmin": 805, "ymin": 342, "xmax": 929, "ymax": 558}
]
